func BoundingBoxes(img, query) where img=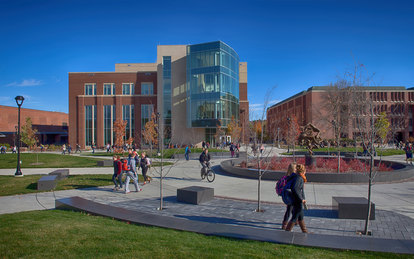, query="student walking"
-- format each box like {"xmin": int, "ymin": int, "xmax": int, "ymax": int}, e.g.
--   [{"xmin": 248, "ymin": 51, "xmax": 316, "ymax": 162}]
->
[
  {"xmin": 184, "ymin": 145, "xmax": 191, "ymax": 161},
  {"xmin": 404, "ymin": 143, "xmax": 413, "ymax": 165},
  {"xmin": 285, "ymin": 164, "xmax": 308, "ymax": 233},
  {"xmin": 62, "ymin": 144, "xmax": 66, "ymax": 155},
  {"xmin": 140, "ymin": 152, "xmax": 151, "ymax": 185},
  {"xmin": 280, "ymin": 163, "xmax": 296, "ymax": 230},
  {"xmin": 112, "ymin": 155, "xmax": 123, "ymax": 190},
  {"xmin": 125, "ymin": 152, "xmax": 141, "ymax": 194}
]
